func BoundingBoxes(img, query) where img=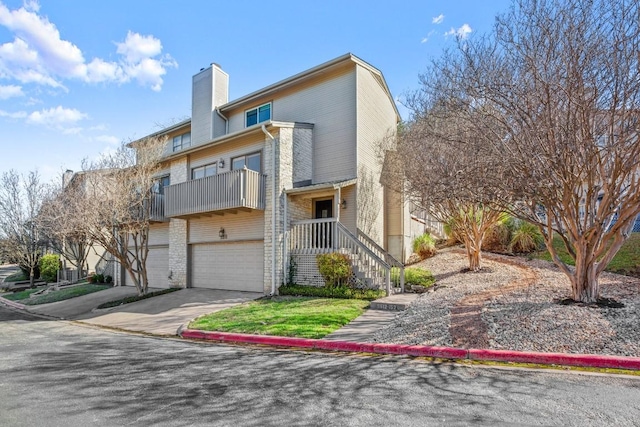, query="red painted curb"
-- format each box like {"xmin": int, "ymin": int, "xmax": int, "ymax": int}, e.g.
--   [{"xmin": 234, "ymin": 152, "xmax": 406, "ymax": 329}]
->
[
  {"xmin": 180, "ymin": 329, "xmax": 640, "ymax": 371},
  {"xmin": 0, "ymin": 296, "xmax": 26, "ymax": 310},
  {"xmin": 180, "ymin": 329, "xmax": 468, "ymax": 360},
  {"xmin": 468, "ymin": 348, "xmax": 640, "ymax": 370}
]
